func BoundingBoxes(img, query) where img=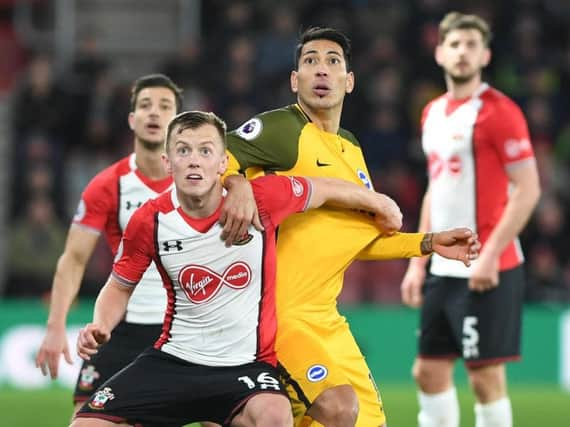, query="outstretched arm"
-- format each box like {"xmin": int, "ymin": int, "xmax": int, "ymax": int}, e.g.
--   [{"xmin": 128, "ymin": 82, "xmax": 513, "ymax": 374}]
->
[
  {"xmin": 76, "ymin": 277, "xmax": 133, "ymax": 361},
  {"xmin": 307, "ymin": 178, "xmax": 479, "ymax": 267},
  {"xmin": 36, "ymin": 226, "xmax": 99, "ymax": 379}
]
